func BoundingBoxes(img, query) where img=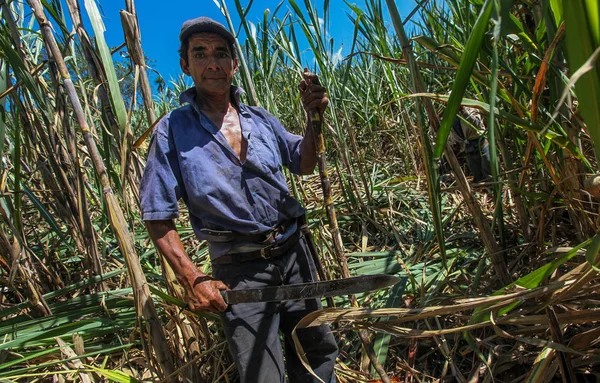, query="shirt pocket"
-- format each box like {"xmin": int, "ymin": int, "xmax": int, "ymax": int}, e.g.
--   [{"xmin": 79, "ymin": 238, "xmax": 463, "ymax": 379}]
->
[{"xmin": 251, "ymin": 133, "xmax": 283, "ymax": 175}]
